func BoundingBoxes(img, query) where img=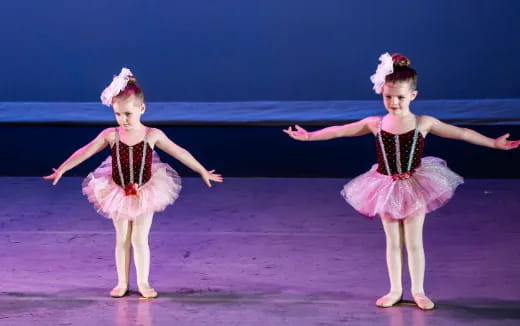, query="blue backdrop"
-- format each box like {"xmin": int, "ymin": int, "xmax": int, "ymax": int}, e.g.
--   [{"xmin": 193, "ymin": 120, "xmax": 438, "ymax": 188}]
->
[{"xmin": 1, "ymin": 0, "xmax": 519, "ymax": 102}]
